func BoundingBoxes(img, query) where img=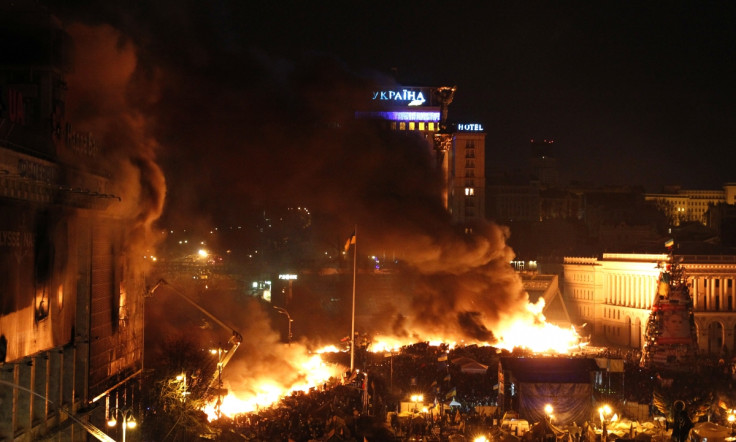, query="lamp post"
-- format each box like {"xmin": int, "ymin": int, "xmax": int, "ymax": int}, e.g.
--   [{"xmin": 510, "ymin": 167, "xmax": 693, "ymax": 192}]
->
[
  {"xmin": 544, "ymin": 403, "xmax": 554, "ymax": 423},
  {"xmin": 411, "ymin": 394, "xmax": 424, "ymax": 414},
  {"xmin": 107, "ymin": 408, "xmax": 136, "ymax": 442},
  {"xmin": 728, "ymin": 411, "xmax": 735, "ymax": 435},
  {"xmin": 273, "ymin": 306, "xmax": 293, "ymax": 346},
  {"xmin": 599, "ymin": 404, "xmax": 613, "ymax": 442}
]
